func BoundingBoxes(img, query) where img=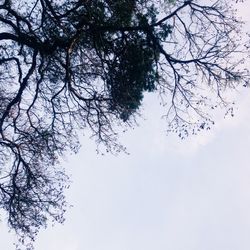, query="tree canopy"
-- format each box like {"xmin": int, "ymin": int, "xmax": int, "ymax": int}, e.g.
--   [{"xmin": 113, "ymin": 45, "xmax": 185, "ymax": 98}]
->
[{"xmin": 0, "ymin": 0, "xmax": 249, "ymax": 248}]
